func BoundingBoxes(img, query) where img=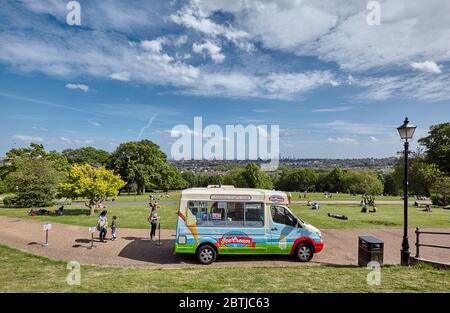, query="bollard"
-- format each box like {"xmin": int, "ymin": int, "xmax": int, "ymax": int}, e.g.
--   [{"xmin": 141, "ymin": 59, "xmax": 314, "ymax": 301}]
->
[
  {"xmin": 42, "ymin": 223, "xmax": 52, "ymax": 247},
  {"xmin": 415, "ymin": 227, "xmax": 420, "ymax": 258},
  {"xmin": 156, "ymin": 222, "xmax": 163, "ymax": 246},
  {"xmin": 87, "ymin": 227, "xmax": 97, "ymax": 250}
]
